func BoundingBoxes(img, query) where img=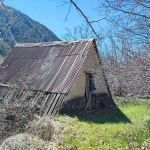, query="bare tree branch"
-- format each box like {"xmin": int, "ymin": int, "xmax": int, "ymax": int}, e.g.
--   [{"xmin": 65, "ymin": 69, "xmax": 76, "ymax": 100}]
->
[
  {"xmin": 64, "ymin": 3, "xmax": 71, "ymax": 22},
  {"xmin": 70, "ymin": 0, "xmax": 103, "ymax": 40},
  {"xmin": 56, "ymin": 1, "xmax": 72, "ymax": 22},
  {"xmin": 0, "ymin": 0, "xmax": 7, "ymax": 10}
]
